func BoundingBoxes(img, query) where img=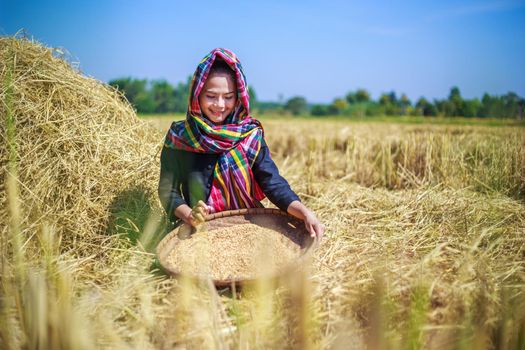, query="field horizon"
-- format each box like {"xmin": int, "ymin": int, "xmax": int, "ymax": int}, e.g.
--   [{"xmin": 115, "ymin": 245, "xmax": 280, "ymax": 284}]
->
[{"xmin": 140, "ymin": 112, "xmax": 525, "ymax": 128}]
